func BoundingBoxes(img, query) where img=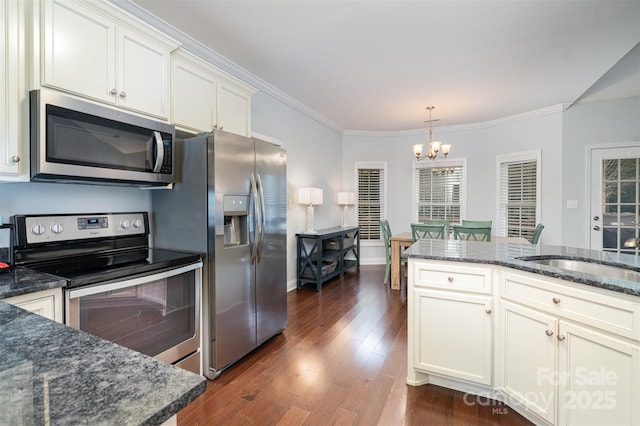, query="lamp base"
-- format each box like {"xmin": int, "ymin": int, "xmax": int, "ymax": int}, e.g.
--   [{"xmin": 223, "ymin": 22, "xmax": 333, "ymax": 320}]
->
[
  {"xmin": 305, "ymin": 205, "xmax": 315, "ymax": 233},
  {"xmin": 341, "ymin": 205, "xmax": 350, "ymax": 227}
]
